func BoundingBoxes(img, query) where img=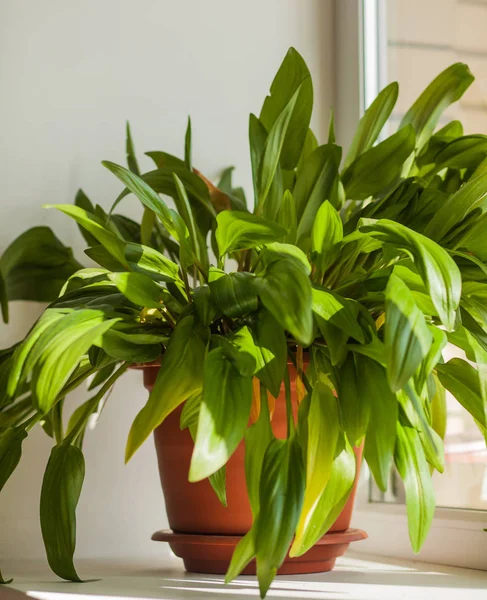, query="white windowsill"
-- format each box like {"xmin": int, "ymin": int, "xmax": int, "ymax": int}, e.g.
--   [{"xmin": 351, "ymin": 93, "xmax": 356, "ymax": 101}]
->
[{"xmin": 4, "ymin": 553, "xmax": 487, "ymax": 600}]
